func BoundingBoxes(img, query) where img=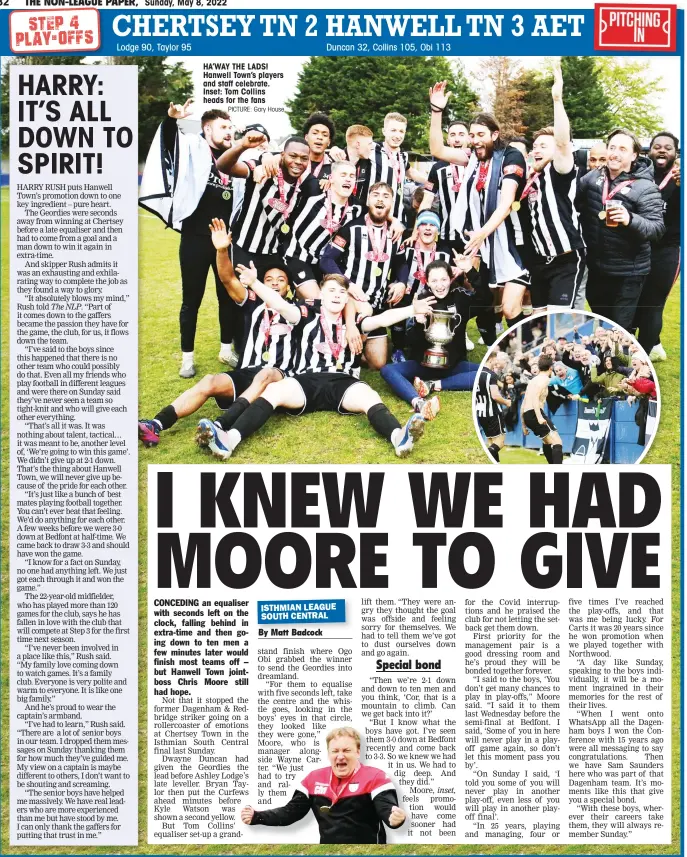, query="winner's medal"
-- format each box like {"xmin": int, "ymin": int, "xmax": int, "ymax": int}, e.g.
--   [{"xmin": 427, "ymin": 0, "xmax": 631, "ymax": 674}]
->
[
  {"xmin": 365, "ymin": 215, "xmax": 390, "ymax": 274},
  {"xmin": 511, "ymin": 200, "xmax": 521, "ymax": 212},
  {"xmin": 222, "ymin": 190, "xmax": 231, "ymax": 201},
  {"xmin": 373, "ymin": 266, "xmax": 382, "ymax": 276},
  {"xmin": 262, "ymin": 350, "xmax": 270, "ymax": 361},
  {"xmin": 598, "ymin": 209, "xmax": 608, "ymax": 220},
  {"xmin": 320, "ymin": 764, "xmax": 361, "ymax": 815},
  {"xmin": 281, "ymin": 223, "xmax": 290, "ymax": 234},
  {"xmin": 319, "ymin": 806, "xmax": 332, "ymax": 815}
]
